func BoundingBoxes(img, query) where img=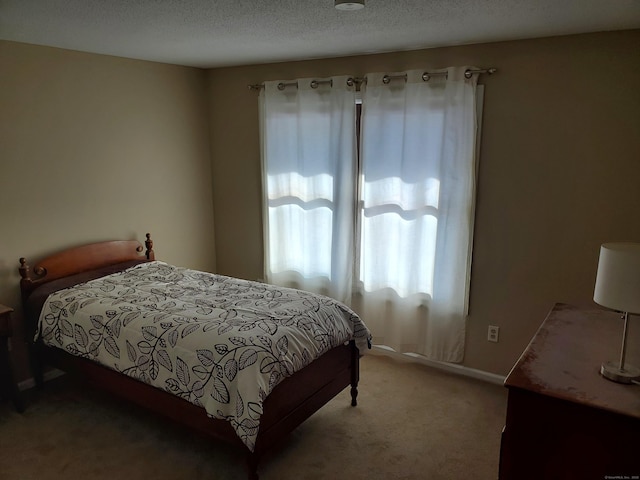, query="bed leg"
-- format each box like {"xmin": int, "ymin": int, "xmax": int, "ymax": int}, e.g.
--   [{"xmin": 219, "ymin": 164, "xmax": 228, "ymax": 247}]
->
[
  {"xmin": 350, "ymin": 341, "xmax": 360, "ymax": 407},
  {"xmin": 246, "ymin": 452, "xmax": 260, "ymax": 480},
  {"xmin": 29, "ymin": 343, "xmax": 44, "ymax": 389}
]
